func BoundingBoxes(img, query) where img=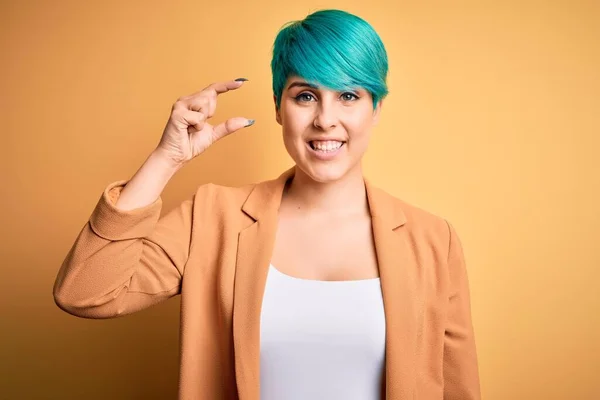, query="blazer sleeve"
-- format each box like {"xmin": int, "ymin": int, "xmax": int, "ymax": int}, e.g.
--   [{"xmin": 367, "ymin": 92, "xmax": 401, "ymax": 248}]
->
[
  {"xmin": 53, "ymin": 179, "xmax": 195, "ymax": 319},
  {"xmin": 443, "ymin": 220, "xmax": 481, "ymax": 399}
]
